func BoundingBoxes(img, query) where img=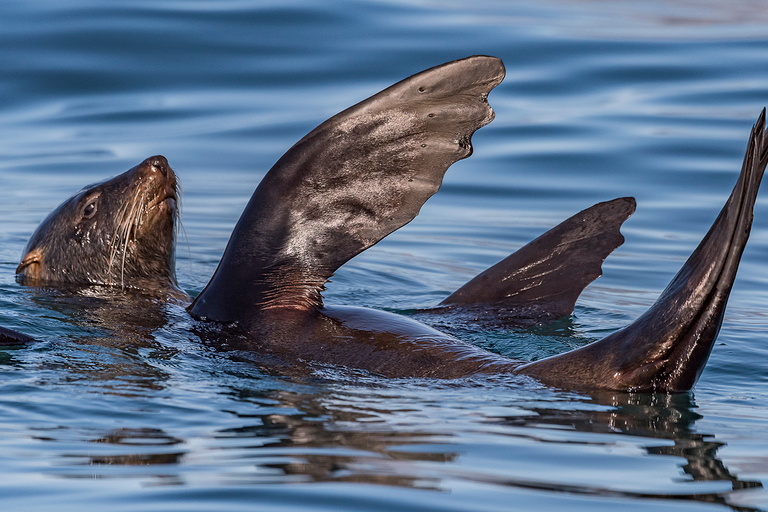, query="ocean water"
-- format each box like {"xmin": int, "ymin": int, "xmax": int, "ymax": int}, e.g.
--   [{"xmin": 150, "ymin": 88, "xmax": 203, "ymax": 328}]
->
[{"xmin": 1, "ymin": 1, "xmax": 768, "ymax": 510}]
